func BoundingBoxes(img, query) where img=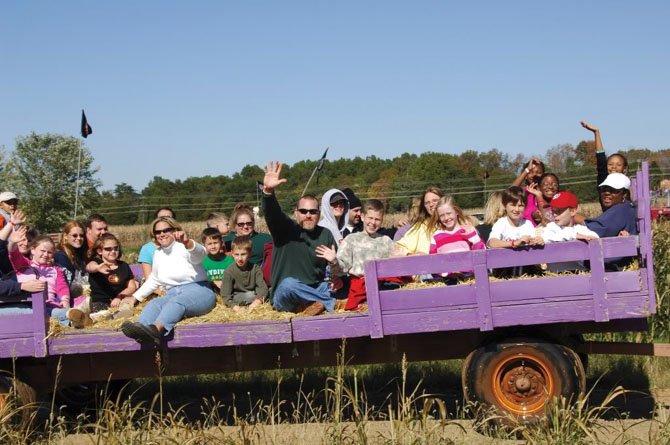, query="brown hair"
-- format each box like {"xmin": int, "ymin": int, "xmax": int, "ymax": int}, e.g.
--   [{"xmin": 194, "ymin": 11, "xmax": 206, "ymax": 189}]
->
[
  {"xmin": 363, "ymin": 199, "xmax": 385, "ymax": 215},
  {"xmin": 407, "ymin": 187, "xmax": 444, "ymax": 235},
  {"xmin": 502, "ymin": 186, "xmax": 526, "ymax": 208},
  {"xmin": 231, "ymin": 235, "xmax": 252, "ymax": 252},
  {"xmin": 89, "ymin": 233, "xmax": 123, "ymax": 260}
]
